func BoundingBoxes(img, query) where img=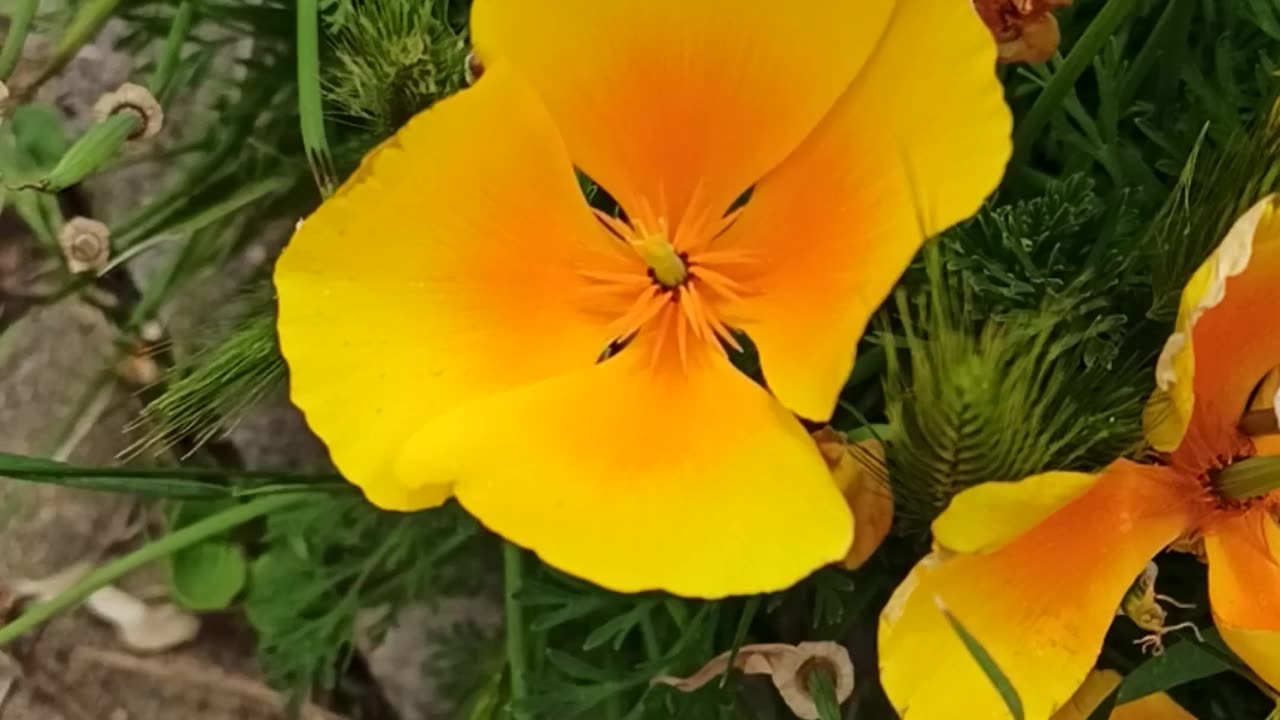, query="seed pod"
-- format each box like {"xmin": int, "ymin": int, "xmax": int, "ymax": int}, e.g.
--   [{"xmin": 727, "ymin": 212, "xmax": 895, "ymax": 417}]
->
[
  {"xmin": 36, "ymin": 113, "xmax": 135, "ymax": 192},
  {"xmin": 93, "ymin": 82, "xmax": 164, "ymax": 140},
  {"xmin": 59, "ymin": 216, "xmax": 110, "ymax": 273}
]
